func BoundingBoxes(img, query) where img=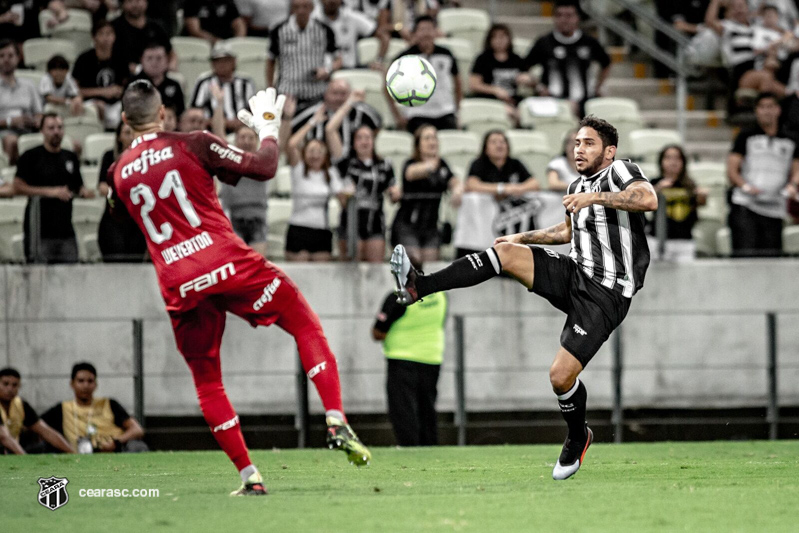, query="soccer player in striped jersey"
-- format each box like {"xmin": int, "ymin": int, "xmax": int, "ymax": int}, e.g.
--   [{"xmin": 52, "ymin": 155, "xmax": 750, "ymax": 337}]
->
[{"xmin": 390, "ymin": 115, "xmax": 658, "ymax": 480}]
